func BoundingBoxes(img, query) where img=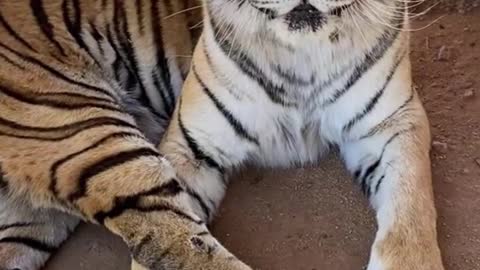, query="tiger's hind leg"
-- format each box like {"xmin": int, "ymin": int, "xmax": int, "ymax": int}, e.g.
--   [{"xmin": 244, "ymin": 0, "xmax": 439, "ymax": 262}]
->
[{"xmin": 0, "ymin": 189, "xmax": 79, "ymax": 270}]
